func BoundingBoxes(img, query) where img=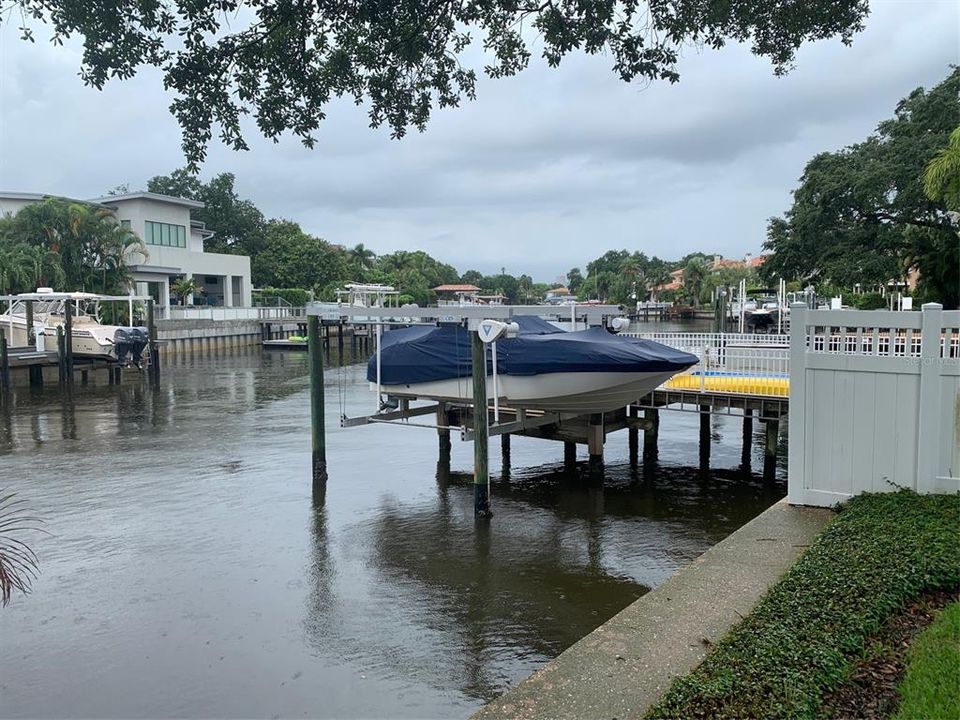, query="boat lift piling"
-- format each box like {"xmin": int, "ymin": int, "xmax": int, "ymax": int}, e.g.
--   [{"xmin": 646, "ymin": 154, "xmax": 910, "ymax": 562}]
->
[
  {"xmin": 146, "ymin": 299, "xmax": 160, "ymax": 387},
  {"xmin": 24, "ymin": 301, "xmax": 34, "ymax": 347},
  {"xmin": 63, "ymin": 297, "xmax": 74, "ymax": 384},
  {"xmin": 471, "ymin": 330, "xmax": 492, "ymax": 518},
  {"xmin": 0, "ymin": 334, "xmax": 9, "ymax": 394},
  {"xmin": 763, "ymin": 414, "xmax": 780, "ymax": 478},
  {"xmin": 699, "ymin": 403, "xmax": 711, "ymax": 470},
  {"xmin": 308, "ymin": 314, "xmax": 328, "ymax": 485},
  {"xmin": 741, "ymin": 408, "xmax": 754, "ymax": 471}
]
